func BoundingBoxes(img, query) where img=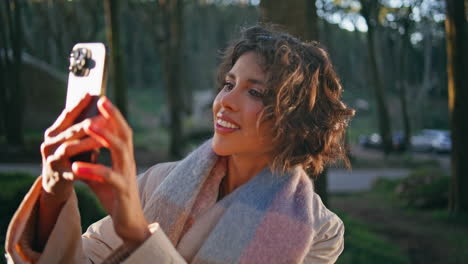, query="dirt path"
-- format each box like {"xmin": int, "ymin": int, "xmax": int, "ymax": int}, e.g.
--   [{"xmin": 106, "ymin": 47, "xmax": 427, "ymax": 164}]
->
[{"xmin": 331, "ymin": 194, "xmax": 468, "ymax": 264}]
